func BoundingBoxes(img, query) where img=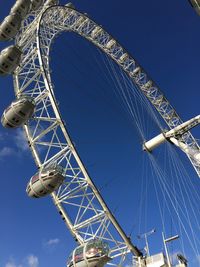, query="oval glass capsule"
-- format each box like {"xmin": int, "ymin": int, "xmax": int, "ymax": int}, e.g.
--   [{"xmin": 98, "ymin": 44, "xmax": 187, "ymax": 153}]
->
[
  {"xmin": 1, "ymin": 96, "xmax": 35, "ymax": 128},
  {"xmin": 26, "ymin": 165, "xmax": 65, "ymax": 198},
  {"xmin": 11, "ymin": 0, "xmax": 32, "ymax": 19},
  {"xmin": 0, "ymin": 45, "xmax": 22, "ymax": 76},
  {"xmin": 0, "ymin": 13, "xmax": 22, "ymax": 41},
  {"xmin": 67, "ymin": 240, "xmax": 111, "ymax": 267}
]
